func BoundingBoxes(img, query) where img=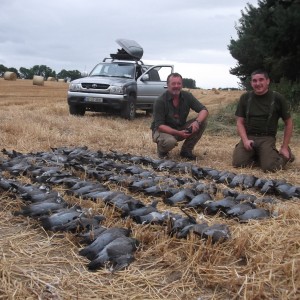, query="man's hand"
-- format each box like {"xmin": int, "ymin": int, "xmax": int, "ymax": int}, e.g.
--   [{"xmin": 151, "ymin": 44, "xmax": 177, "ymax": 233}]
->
[
  {"xmin": 279, "ymin": 146, "xmax": 290, "ymax": 160},
  {"xmin": 243, "ymin": 139, "xmax": 255, "ymax": 151},
  {"xmin": 179, "ymin": 130, "xmax": 192, "ymax": 139}
]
